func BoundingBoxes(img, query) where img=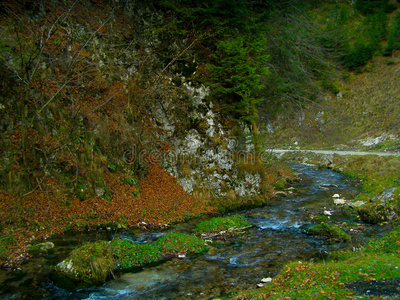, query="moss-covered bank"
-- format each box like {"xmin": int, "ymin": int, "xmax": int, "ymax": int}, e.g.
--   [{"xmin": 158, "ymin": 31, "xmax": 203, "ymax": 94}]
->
[{"xmin": 53, "ymin": 232, "xmax": 208, "ymax": 290}]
